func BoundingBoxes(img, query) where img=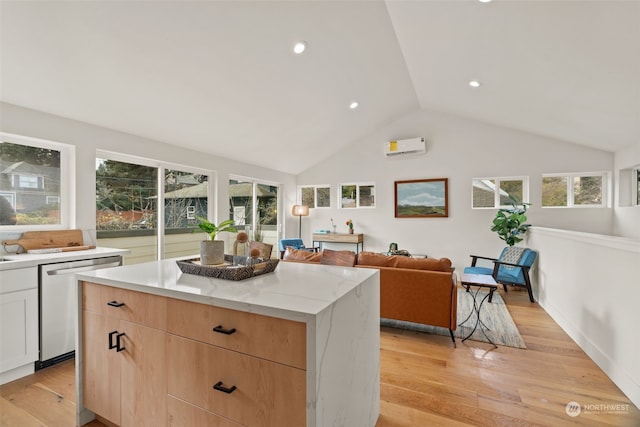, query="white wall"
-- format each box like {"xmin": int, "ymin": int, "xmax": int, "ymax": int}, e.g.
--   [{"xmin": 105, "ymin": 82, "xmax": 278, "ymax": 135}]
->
[
  {"xmin": 0, "ymin": 102, "xmax": 298, "ymax": 245},
  {"xmin": 298, "ymin": 108, "xmax": 615, "ymax": 271},
  {"xmin": 527, "ymin": 227, "xmax": 640, "ymax": 409},
  {"xmin": 613, "ymin": 143, "xmax": 640, "ymax": 239}
]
